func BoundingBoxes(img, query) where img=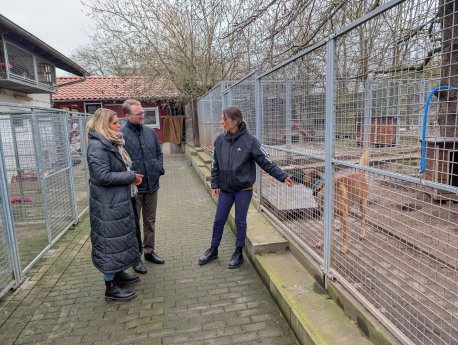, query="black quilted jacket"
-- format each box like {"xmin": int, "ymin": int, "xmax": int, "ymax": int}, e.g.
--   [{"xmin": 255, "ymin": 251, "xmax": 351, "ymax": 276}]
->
[
  {"xmin": 121, "ymin": 122, "xmax": 164, "ymax": 193},
  {"xmin": 87, "ymin": 130, "xmax": 139, "ymax": 274}
]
